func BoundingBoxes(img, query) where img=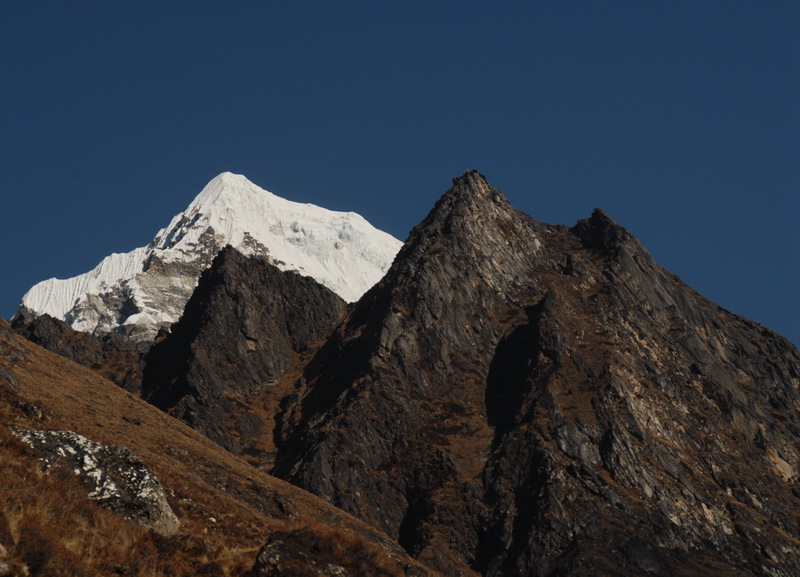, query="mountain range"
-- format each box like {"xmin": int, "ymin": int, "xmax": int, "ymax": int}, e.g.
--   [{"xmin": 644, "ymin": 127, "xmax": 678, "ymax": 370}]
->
[{"xmin": 3, "ymin": 171, "xmax": 800, "ymax": 577}]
